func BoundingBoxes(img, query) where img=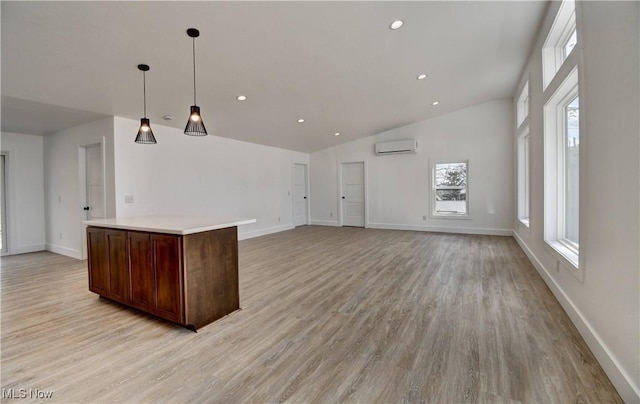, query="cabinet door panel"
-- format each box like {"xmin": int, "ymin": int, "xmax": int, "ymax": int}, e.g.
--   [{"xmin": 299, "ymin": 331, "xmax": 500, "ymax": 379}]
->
[
  {"xmin": 152, "ymin": 234, "xmax": 183, "ymax": 322},
  {"xmin": 87, "ymin": 227, "xmax": 107, "ymax": 294},
  {"xmin": 106, "ymin": 230, "xmax": 128, "ymax": 303},
  {"xmin": 128, "ymin": 232, "xmax": 154, "ymax": 311}
]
